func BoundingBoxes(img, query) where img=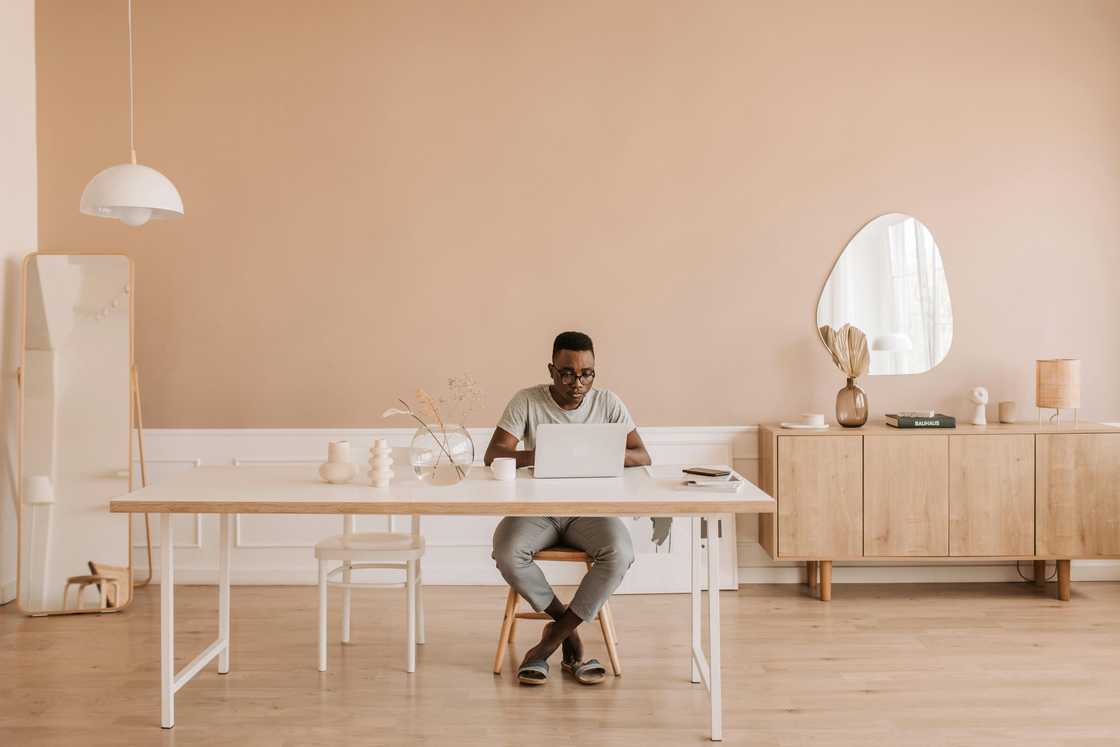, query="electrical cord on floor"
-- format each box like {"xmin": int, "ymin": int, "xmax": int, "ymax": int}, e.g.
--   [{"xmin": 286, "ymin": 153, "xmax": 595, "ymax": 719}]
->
[{"xmin": 1016, "ymin": 561, "xmax": 1058, "ymax": 583}]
